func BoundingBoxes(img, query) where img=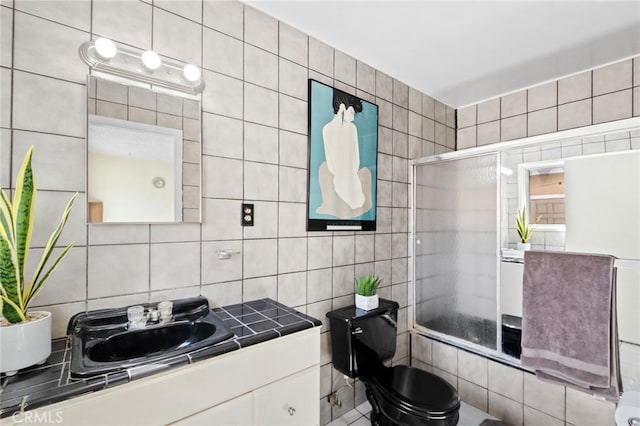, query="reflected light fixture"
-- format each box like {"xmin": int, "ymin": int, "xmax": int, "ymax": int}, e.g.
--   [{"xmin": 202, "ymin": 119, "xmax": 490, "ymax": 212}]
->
[
  {"xmin": 152, "ymin": 177, "xmax": 166, "ymax": 189},
  {"xmin": 79, "ymin": 38, "xmax": 205, "ymax": 95},
  {"xmin": 500, "ymin": 167, "xmax": 514, "ymax": 176}
]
